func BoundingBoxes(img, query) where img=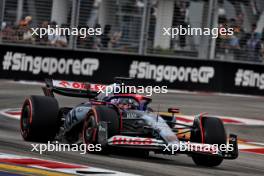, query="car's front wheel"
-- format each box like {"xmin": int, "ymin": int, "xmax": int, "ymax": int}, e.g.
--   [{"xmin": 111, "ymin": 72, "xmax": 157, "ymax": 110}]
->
[
  {"xmin": 20, "ymin": 95, "xmax": 59, "ymax": 142},
  {"xmin": 191, "ymin": 116, "xmax": 226, "ymax": 167},
  {"xmin": 82, "ymin": 105, "xmax": 120, "ymax": 153}
]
